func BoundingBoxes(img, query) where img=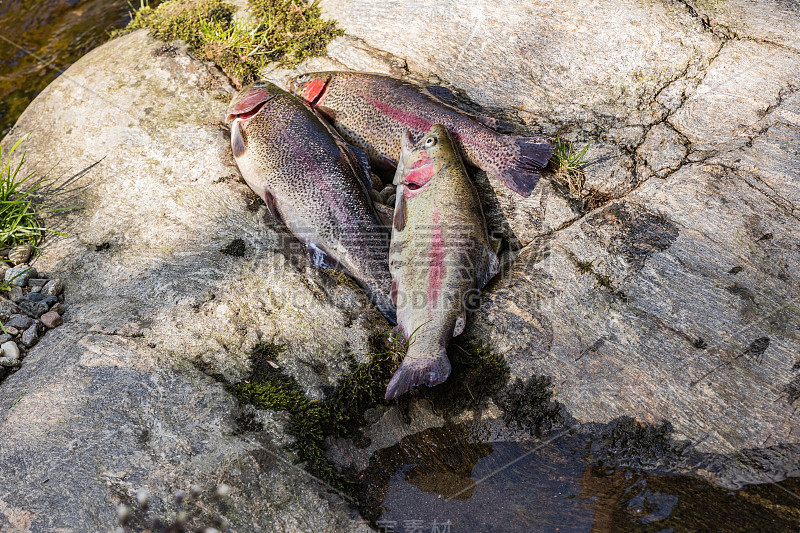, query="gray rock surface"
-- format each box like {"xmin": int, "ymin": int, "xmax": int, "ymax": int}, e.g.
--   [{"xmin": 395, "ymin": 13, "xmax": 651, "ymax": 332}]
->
[
  {"xmin": 0, "ymin": 31, "xmax": 373, "ymax": 533},
  {"xmin": 0, "ymin": 0, "xmax": 799, "ymax": 528},
  {"xmin": 302, "ymin": 0, "xmax": 800, "ymax": 471}
]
